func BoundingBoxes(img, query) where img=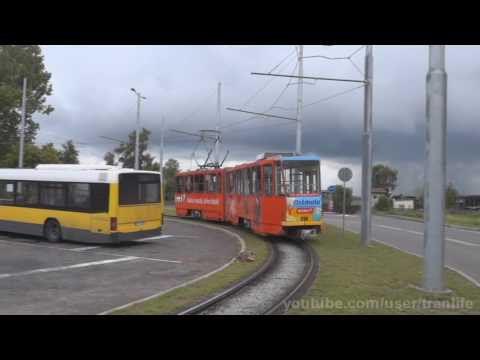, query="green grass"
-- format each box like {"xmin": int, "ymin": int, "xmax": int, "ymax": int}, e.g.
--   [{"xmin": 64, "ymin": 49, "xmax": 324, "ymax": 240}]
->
[
  {"xmin": 164, "ymin": 206, "xmax": 176, "ymax": 217},
  {"xmin": 376, "ymin": 209, "xmax": 480, "ymax": 229},
  {"xmin": 112, "ymin": 223, "xmax": 269, "ymax": 315},
  {"xmin": 288, "ymin": 225, "xmax": 480, "ymax": 315}
]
